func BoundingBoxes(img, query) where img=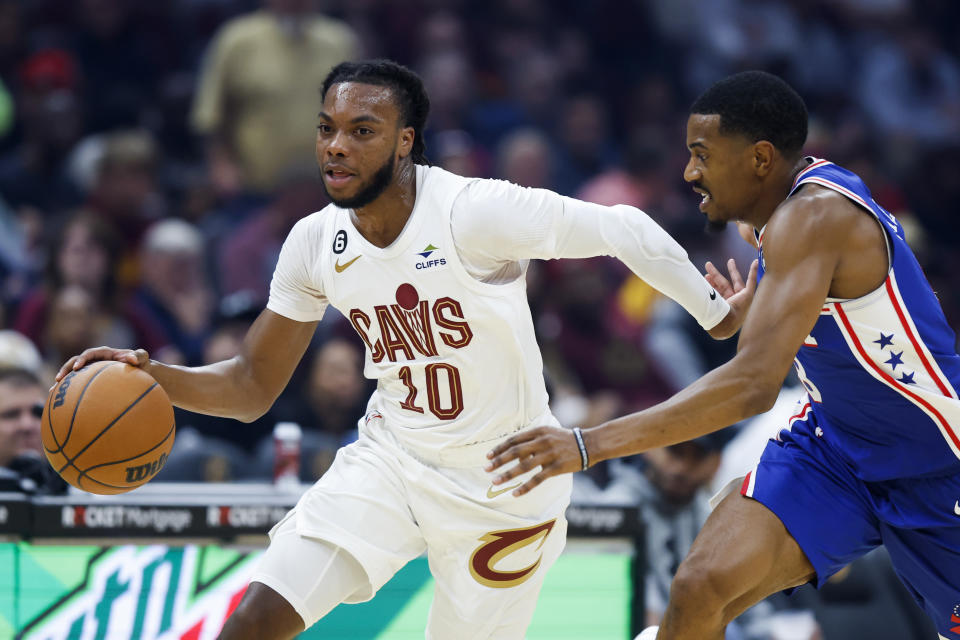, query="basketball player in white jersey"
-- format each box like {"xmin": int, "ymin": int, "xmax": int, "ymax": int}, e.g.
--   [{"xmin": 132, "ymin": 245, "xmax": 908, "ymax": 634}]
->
[{"xmin": 56, "ymin": 60, "xmax": 748, "ymax": 640}]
